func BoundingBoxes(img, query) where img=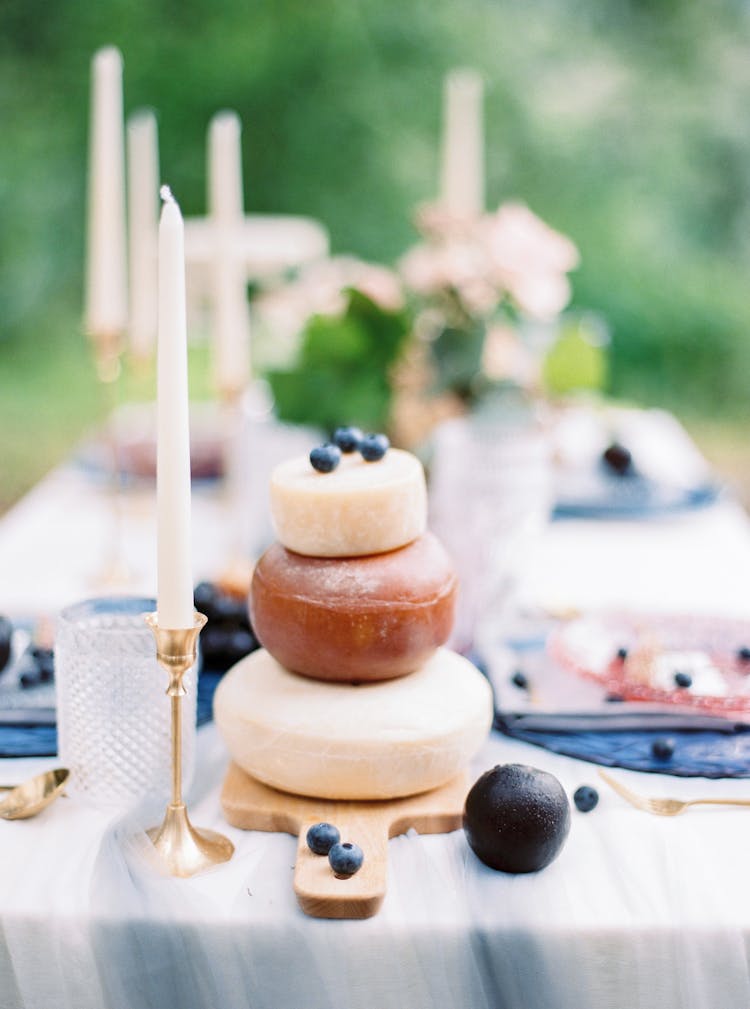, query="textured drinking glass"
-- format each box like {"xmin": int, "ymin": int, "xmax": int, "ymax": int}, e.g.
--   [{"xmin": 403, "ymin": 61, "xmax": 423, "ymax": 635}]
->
[
  {"xmin": 430, "ymin": 412, "xmax": 553, "ymax": 654},
  {"xmin": 55, "ymin": 597, "xmax": 196, "ymax": 807}
]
